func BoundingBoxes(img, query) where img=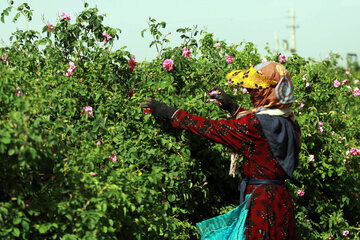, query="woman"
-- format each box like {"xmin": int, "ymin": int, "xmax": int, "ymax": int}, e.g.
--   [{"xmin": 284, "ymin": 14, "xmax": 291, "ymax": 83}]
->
[{"xmin": 140, "ymin": 61, "xmax": 300, "ymax": 240}]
